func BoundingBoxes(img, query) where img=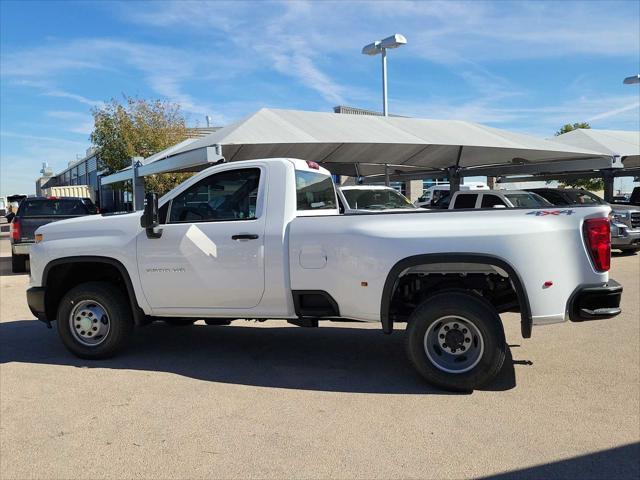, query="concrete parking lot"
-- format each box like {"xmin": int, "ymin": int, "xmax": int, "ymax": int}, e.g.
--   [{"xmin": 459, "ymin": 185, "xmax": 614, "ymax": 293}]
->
[{"xmin": 0, "ymin": 231, "xmax": 638, "ymax": 480}]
